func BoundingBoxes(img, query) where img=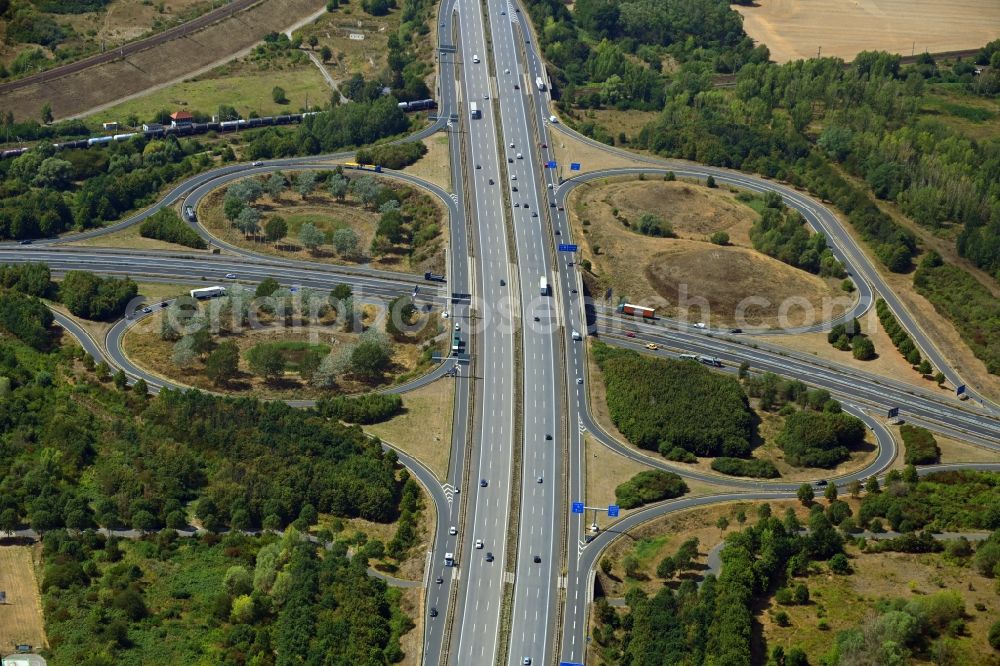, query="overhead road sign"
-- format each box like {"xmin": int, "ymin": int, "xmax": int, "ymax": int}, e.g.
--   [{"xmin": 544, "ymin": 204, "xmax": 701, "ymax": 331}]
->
[
  {"xmin": 558, "ymin": 244, "xmax": 578, "ymax": 252},
  {"xmin": 546, "ymin": 160, "xmax": 557, "ymax": 169},
  {"xmin": 608, "ymin": 505, "xmax": 620, "ymax": 517},
  {"xmin": 887, "ymin": 407, "xmax": 899, "ymax": 419},
  {"xmin": 956, "ymin": 384, "xmax": 966, "ymax": 396},
  {"xmin": 572, "ymin": 502, "xmax": 585, "ymax": 514},
  {"xmin": 570, "ymin": 163, "xmax": 581, "ymax": 171}
]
